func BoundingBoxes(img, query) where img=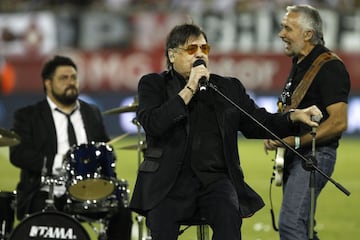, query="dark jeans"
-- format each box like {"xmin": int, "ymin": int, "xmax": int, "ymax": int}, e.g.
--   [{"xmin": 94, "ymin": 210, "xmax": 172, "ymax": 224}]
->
[
  {"xmin": 279, "ymin": 145, "xmax": 336, "ymax": 240},
  {"xmin": 146, "ymin": 176, "xmax": 242, "ymax": 240}
]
